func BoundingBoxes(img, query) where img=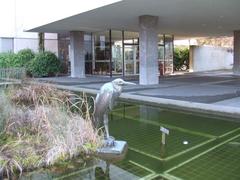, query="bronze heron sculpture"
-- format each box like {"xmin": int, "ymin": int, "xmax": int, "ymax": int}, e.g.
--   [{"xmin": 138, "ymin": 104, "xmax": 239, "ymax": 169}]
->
[{"xmin": 94, "ymin": 78, "xmax": 136, "ymax": 145}]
